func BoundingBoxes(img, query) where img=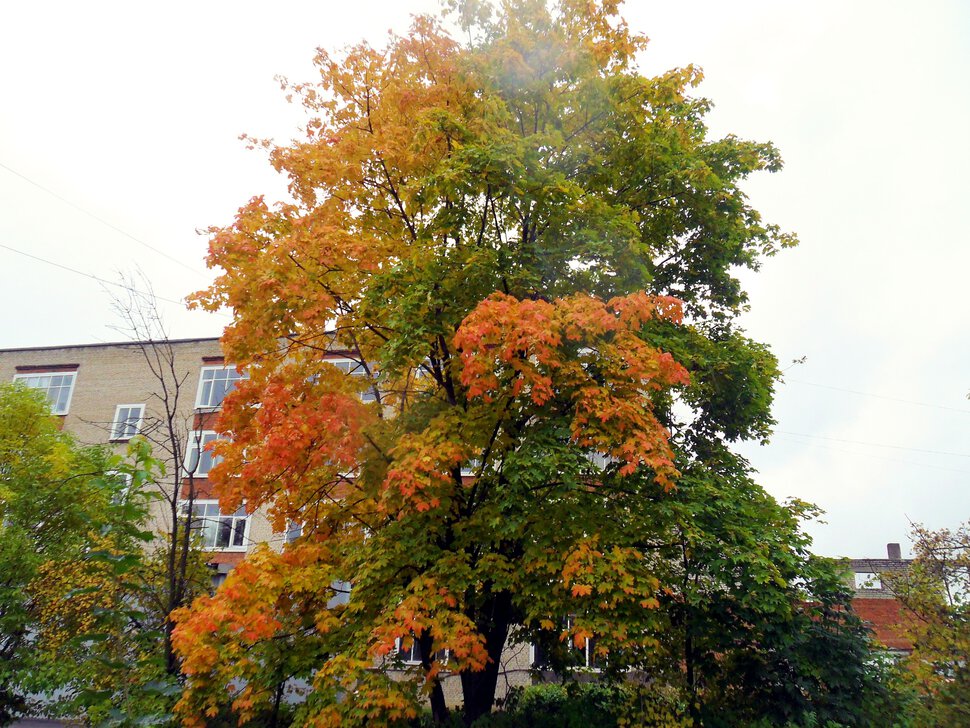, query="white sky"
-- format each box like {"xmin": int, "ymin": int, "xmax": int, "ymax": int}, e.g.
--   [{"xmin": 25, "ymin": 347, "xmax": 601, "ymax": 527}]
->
[{"xmin": 1, "ymin": 1, "xmax": 967, "ymax": 559}]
